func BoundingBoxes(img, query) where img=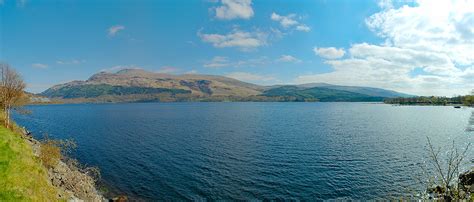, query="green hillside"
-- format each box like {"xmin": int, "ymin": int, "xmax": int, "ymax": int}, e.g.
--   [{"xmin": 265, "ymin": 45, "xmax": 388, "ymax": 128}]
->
[
  {"xmin": 41, "ymin": 84, "xmax": 191, "ymax": 99},
  {"xmin": 38, "ymin": 69, "xmax": 411, "ymax": 103},
  {"xmin": 0, "ymin": 126, "xmax": 58, "ymax": 201},
  {"xmin": 262, "ymin": 86, "xmax": 386, "ymax": 102}
]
